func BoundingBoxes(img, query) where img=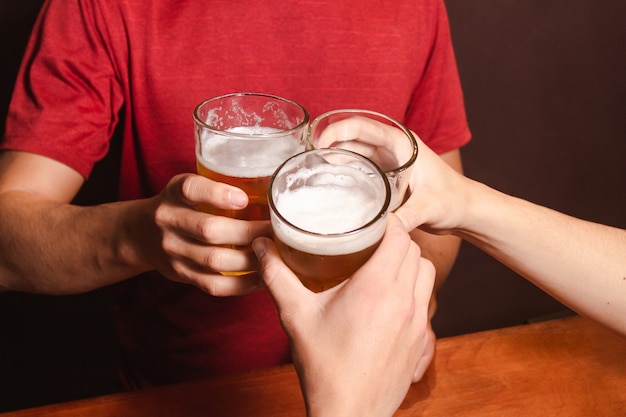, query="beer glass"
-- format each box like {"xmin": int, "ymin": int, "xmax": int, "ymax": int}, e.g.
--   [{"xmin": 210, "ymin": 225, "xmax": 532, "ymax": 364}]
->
[
  {"xmin": 269, "ymin": 148, "xmax": 391, "ymax": 292},
  {"xmin": 194, "ymin": 92, "xmax": 309, "ymax": 221},
  {"xmin": 307, "ymin": 109, "xmax": 417, "ymax": 211},
  {"xmin": 194, "ymin": 93, "xmax": 309, "ymax": 275}
]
